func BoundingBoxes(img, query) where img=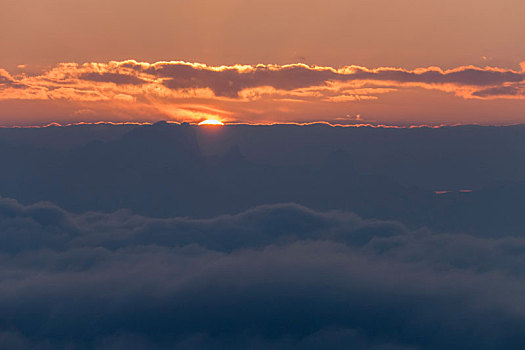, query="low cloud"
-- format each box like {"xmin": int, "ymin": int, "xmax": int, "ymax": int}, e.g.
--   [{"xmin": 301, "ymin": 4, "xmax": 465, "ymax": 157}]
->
[{"xmin": 1, "ymin": 197, "xmax": 525, "ymax": 348}]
